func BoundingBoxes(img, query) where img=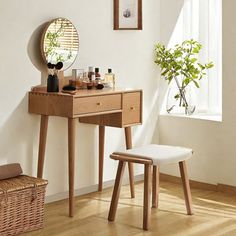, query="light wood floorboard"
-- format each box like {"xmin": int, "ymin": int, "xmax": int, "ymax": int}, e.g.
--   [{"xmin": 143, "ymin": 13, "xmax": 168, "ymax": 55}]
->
[{"xmin": 23, "ymin": 180, "xmax": 236, "ymax": 236}]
